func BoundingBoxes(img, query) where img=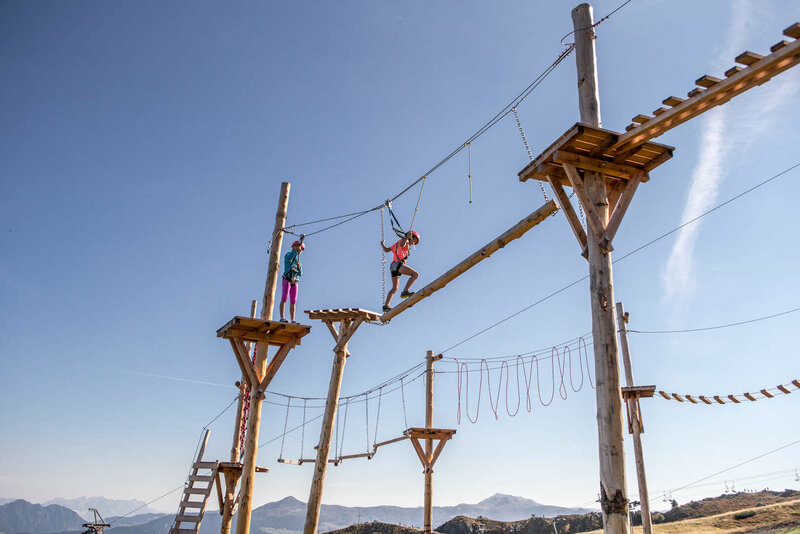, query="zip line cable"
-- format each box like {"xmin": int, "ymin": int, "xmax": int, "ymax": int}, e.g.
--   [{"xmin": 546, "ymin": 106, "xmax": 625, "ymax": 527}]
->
[
  {"xmin": 629, "ymin": 305, "xmax": 800, "ymax": 334},
  {"xmin": 650, "ymin": 438, "xmax": 800, "ymax": 503}
]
